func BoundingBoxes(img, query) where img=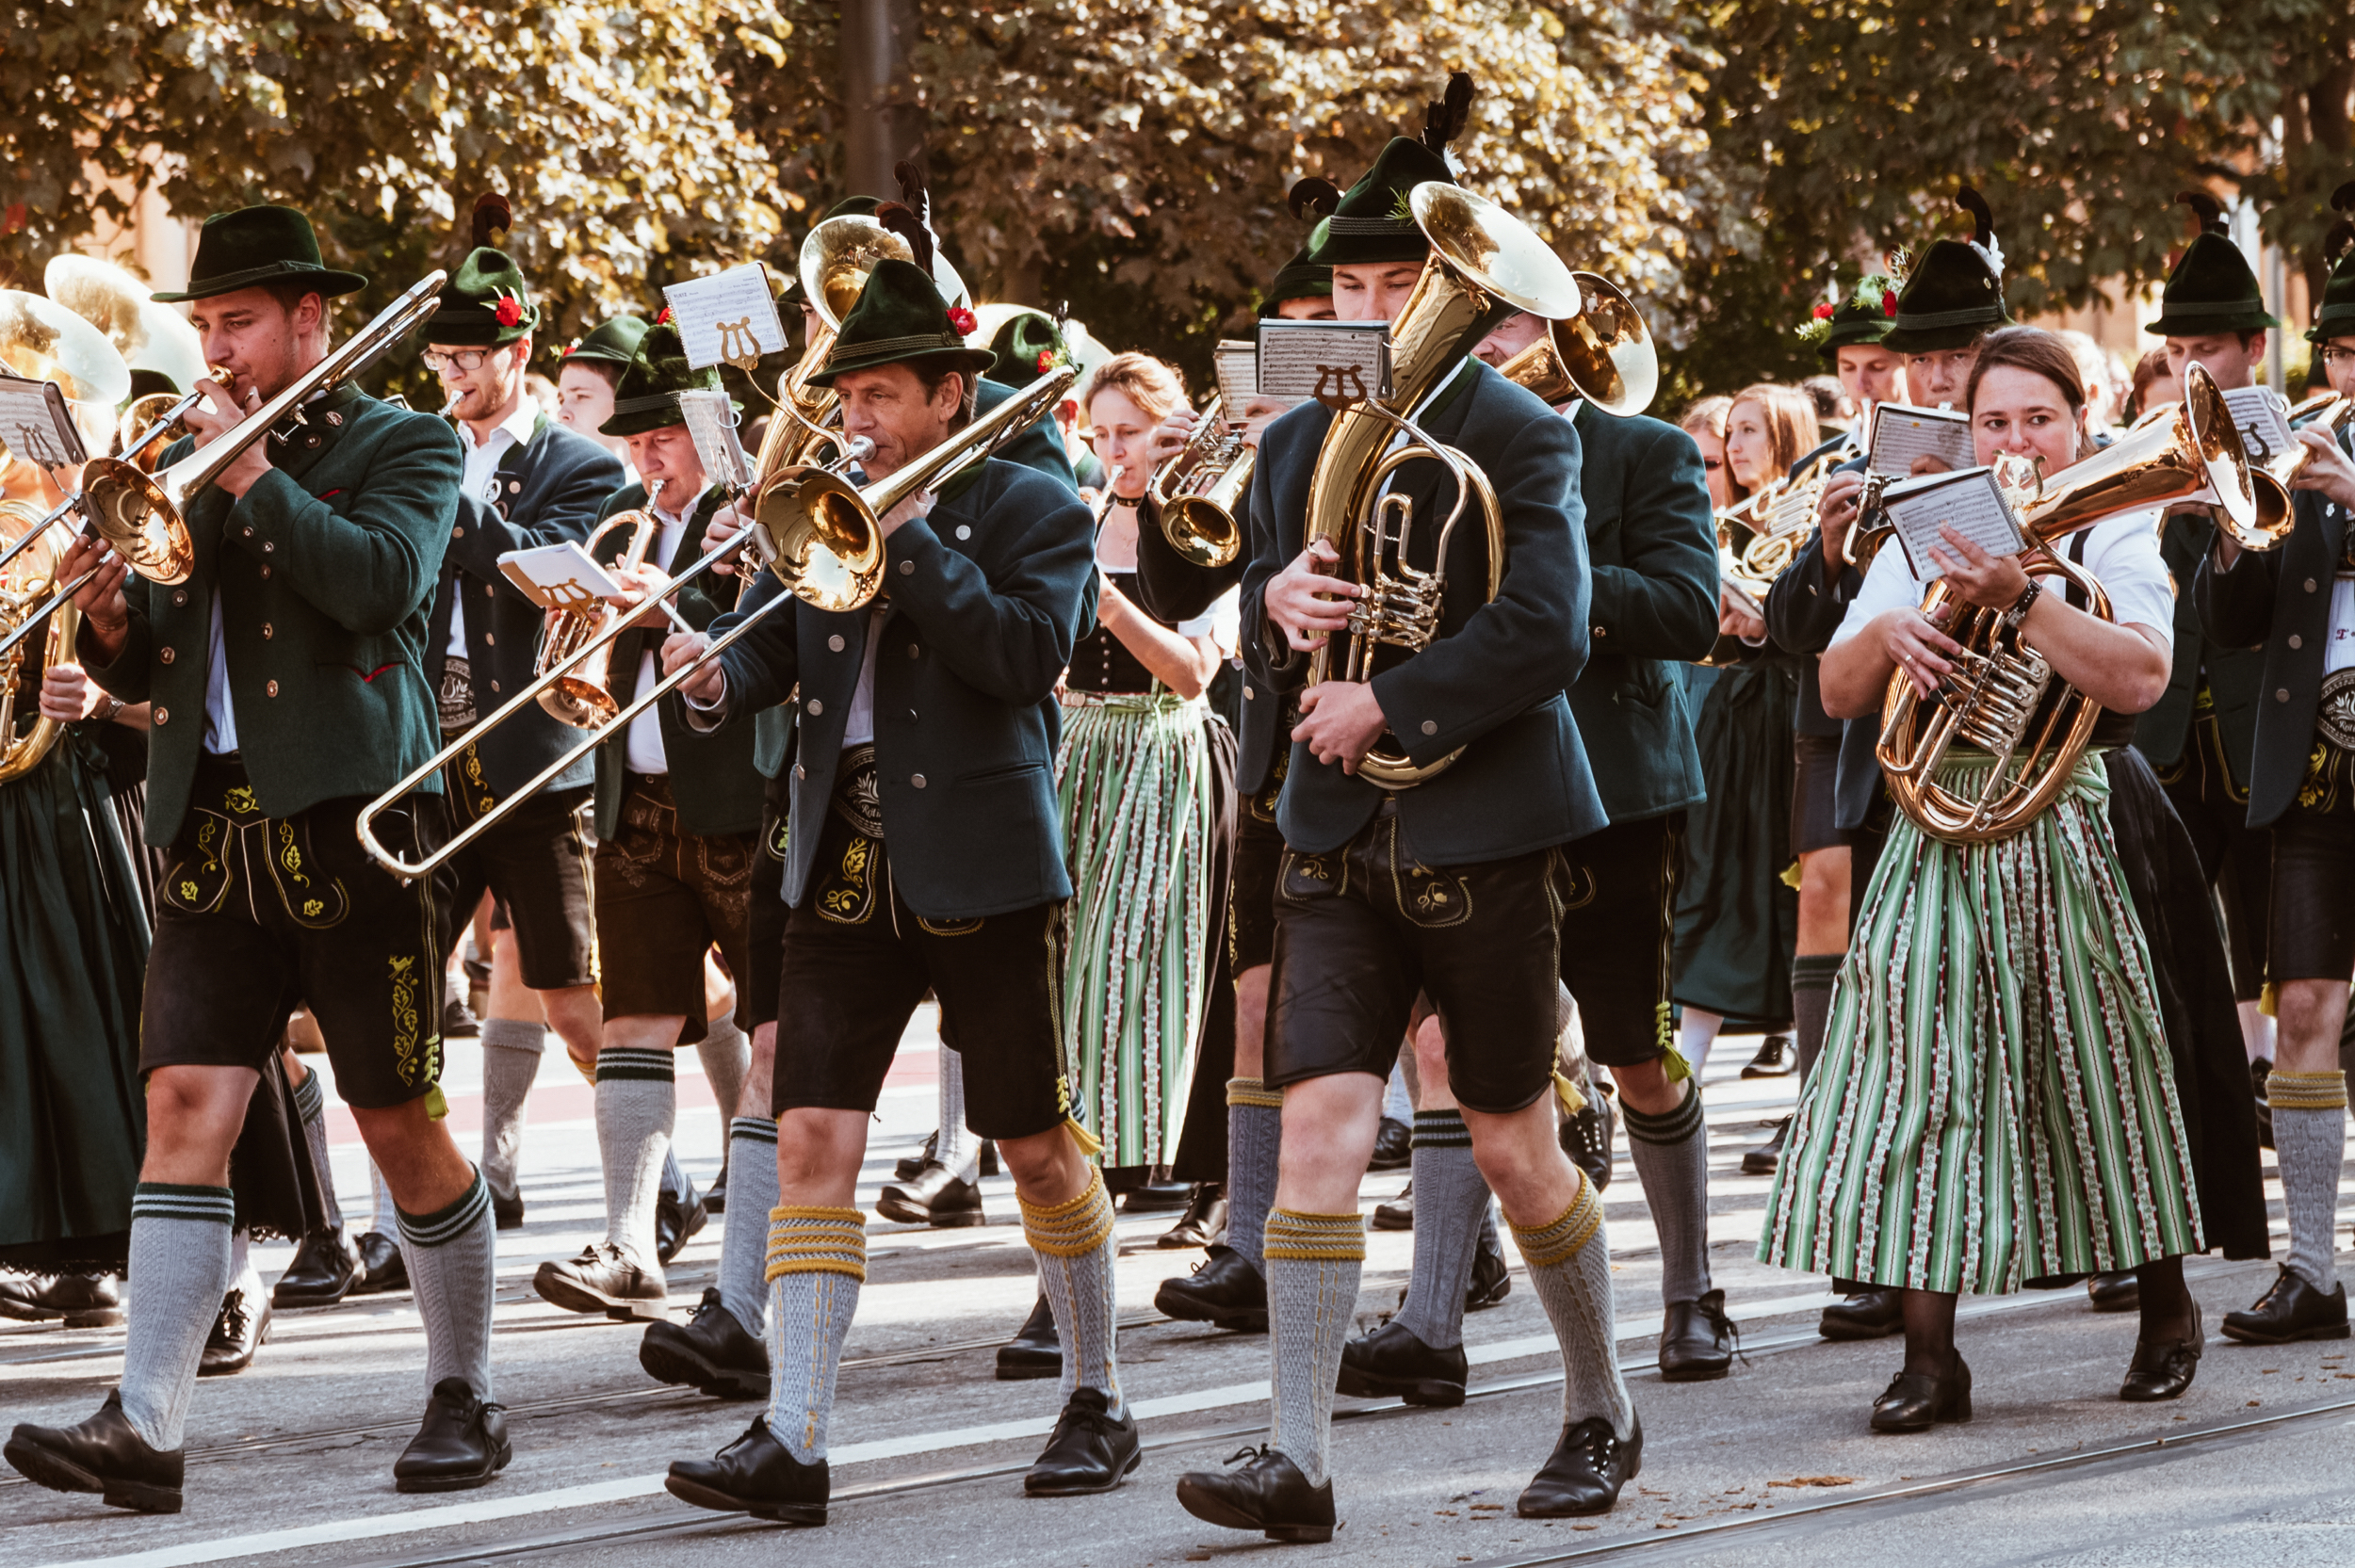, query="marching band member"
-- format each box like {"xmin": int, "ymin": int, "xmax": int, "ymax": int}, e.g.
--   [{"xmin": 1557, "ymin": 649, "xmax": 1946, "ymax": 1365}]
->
[
  {"xmin": 555, "ymin": 315, "xmax": 650, "ymax": 477},
  {"xmin": 658, "ymin": 248, "xmax": 1119, "ymax": 1522},
  {"xmin": 8, "ymin": 205, "xmax": 490, "ymax": 1506},
  {"xmin": 1176, "ymin": 111, "xmax": 1636, "ymax": 1542},
  {"xmin": 1765, "ymin": 326, "xmax": 2207, "ymax": 1428}
]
